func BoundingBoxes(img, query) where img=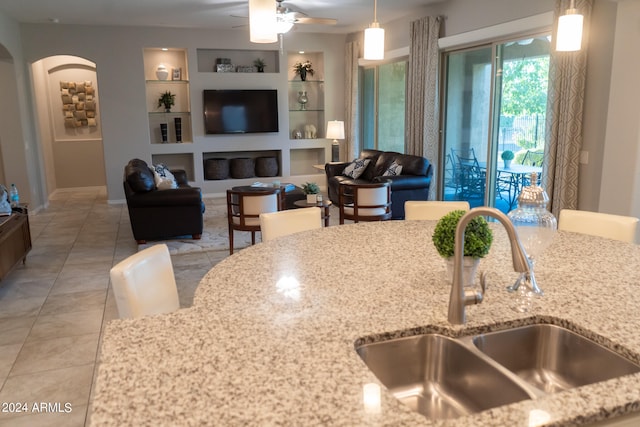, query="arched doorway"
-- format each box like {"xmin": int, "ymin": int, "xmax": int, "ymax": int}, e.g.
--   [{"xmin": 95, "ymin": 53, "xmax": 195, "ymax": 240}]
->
[{"xmin": 31, "ymin": 55, "xmax": 105, "ymax": 192}]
